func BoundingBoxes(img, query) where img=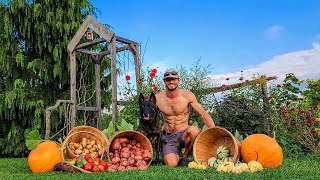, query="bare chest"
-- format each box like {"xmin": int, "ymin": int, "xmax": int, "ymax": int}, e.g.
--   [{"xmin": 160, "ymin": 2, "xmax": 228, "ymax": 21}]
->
[{"xmin": 157, "ymin": 96, "xmax": 189, "ymax": 116}]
